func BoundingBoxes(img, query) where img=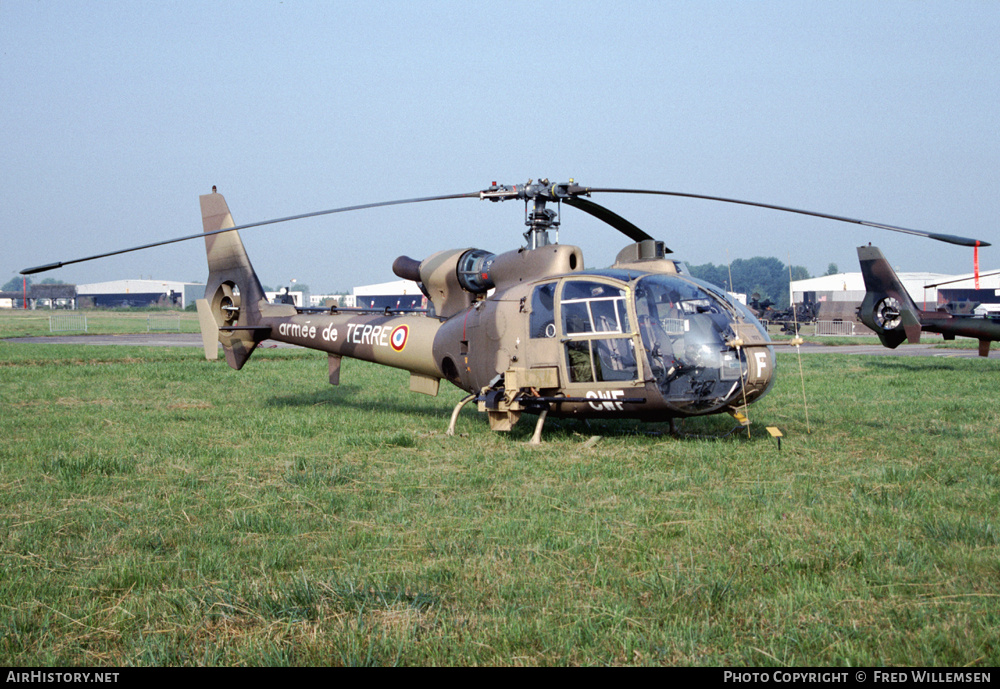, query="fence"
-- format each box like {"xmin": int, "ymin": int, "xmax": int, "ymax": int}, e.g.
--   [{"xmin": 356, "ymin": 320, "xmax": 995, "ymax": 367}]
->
[
  {"xmin": 815, "ymin": 320, "xmax": 858, "ymax": 336},
  {"xmin": 49, "ymin": 314, "xmax": 88, "ymax": 332},
  {"xmin": 147, "ymin": 314, "xmax": 181, "ymax": 332}
]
